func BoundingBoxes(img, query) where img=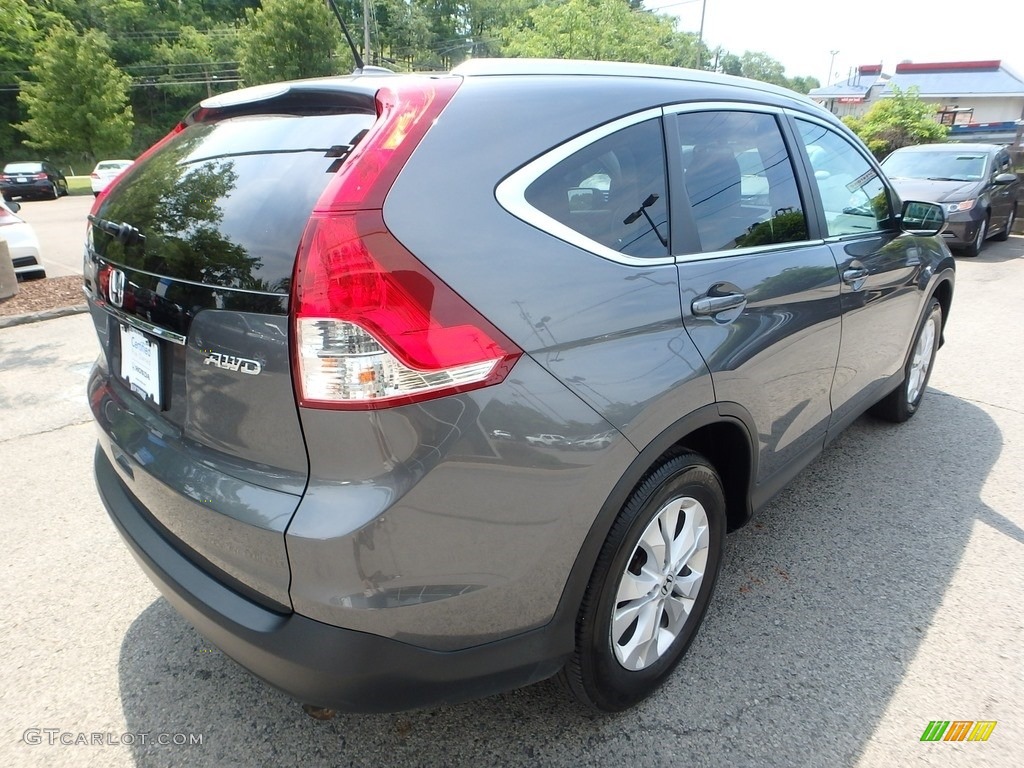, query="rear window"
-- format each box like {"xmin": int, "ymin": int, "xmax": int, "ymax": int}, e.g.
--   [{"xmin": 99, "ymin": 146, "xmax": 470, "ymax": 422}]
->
[
  {"xmin": 4, "ymin": 162, "xmax": 43, "ymax": 174},
  {"xmin": 96, "ymin": 161, "xmax": 132, "ymax": 171},
  {"xmin": 93, "ymin": 111, "xmax": 376, "ymax": 292}
]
